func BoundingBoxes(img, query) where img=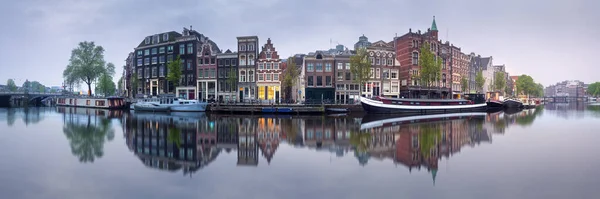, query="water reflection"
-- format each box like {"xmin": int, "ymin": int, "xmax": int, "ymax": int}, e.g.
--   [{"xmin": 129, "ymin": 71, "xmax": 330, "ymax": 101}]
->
[
  {"xmin": 1, "ymin": 107, "xmax": 53, "ymax": 126},
  {"xmin": 58, "ymin": 107, "xmax": 119, "ymax": 163}
]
